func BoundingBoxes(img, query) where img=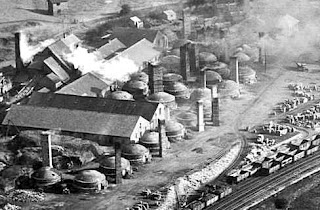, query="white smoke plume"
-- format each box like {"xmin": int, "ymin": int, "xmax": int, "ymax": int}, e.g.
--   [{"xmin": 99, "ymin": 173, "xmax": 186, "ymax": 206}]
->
[
  {"xmin": 64, "ymin": 46, "xmax": 139, "ymax": 82},
  {"xmin": 19, "ymin": 33, "xmax": 55, "ymax": 64}
]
